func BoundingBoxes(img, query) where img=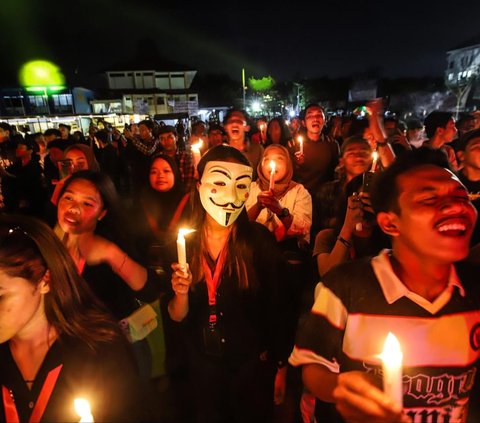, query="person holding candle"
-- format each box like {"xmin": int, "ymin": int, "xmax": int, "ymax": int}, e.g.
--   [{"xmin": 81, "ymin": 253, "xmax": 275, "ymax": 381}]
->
[
  {"xmin": 291, "ymin": 103, "xmax": 340, "ymax": 198},
  {"xmin": 251, "ymin": 117, "xmax": 268, "ymax": 145},
  {"xmin": 0, "ymin": 214, "xmax": 150, "ymax": 422},
  {"xmin": 245, "ymin": 143, "xmax": 313, "ymax": 372},
  {"xmin": 246, "ymin": 144, "xmax": 312, "ymax": 250},
  {"xmin": 291, "ymin": 104, "xmax": 340, "ymax": 248},
  {"xmin": 134, "ymin": 153, "xmax": 191, "ymax": 275},
  {"xmin": 289, "ymin": 148, "xmax": 480, "ymax": 422},
  {"xmin": 188, "ymin": 120, "xmax": 208, "ymax": 150},
  {"xmin": 168, "ymin": 144, "xmax": 293, "ymax": 423}
]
